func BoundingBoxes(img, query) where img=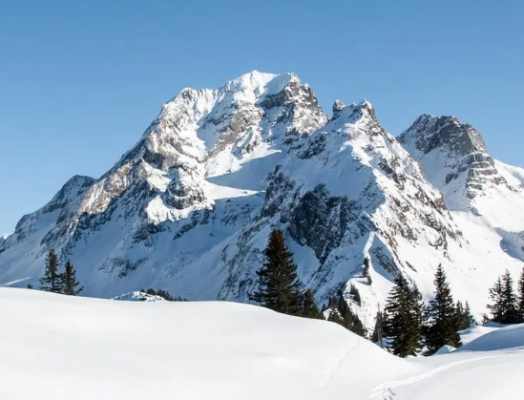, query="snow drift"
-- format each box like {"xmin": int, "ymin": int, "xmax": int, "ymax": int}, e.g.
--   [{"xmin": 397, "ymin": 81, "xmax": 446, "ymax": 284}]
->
[{"xmin": 0, "ymin": 288, "xmax": 523, "ymax": 400}]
